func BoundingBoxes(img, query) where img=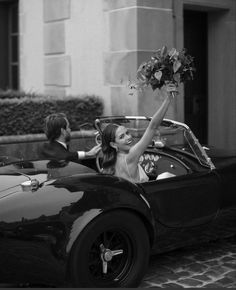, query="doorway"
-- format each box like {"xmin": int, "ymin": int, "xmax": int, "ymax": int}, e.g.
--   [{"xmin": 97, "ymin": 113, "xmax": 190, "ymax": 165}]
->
[{"xmin": 184, "ymin": 10, "xmax": 208, "ymax": 144}]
